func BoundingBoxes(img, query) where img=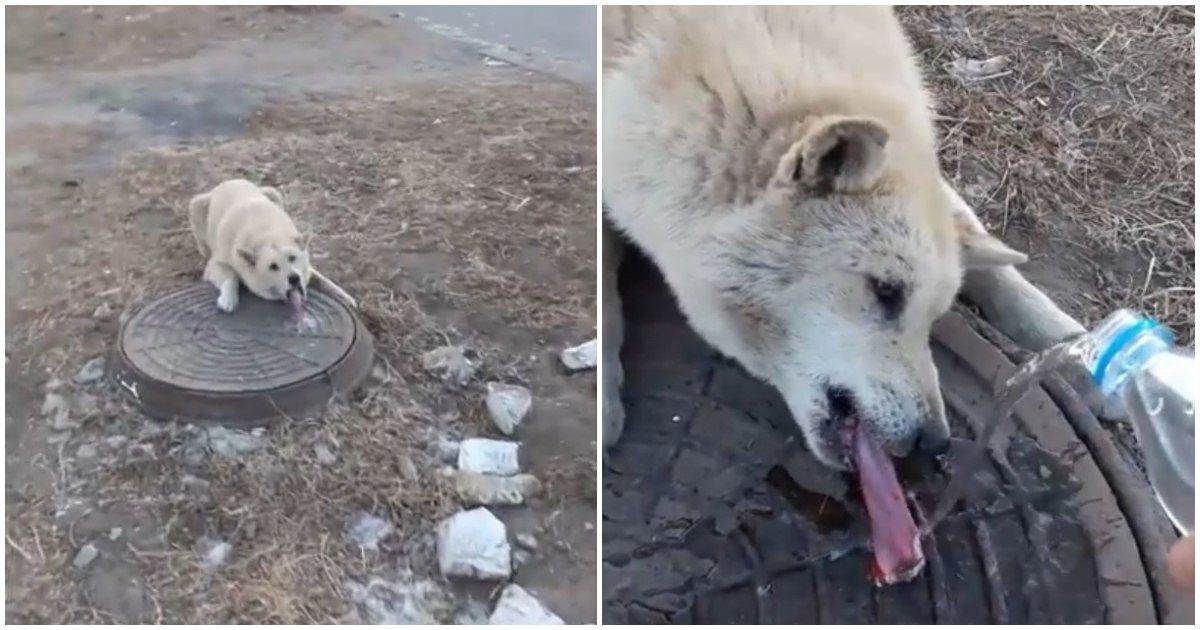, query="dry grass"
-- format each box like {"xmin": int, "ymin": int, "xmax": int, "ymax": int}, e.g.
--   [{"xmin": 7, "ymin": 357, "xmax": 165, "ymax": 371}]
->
[
  {"xmin": 5, "ymin": 77, "xmax": 594, "ymax": 623},
  {"xmin": 898, "ymin": 6, "xmax": 1195, "ymax": 344}
]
